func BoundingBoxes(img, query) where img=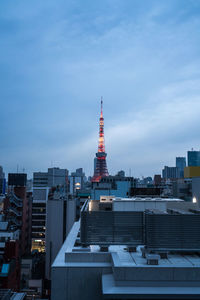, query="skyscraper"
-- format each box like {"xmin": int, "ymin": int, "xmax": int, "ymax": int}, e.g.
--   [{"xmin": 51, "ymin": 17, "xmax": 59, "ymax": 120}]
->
[
  {"xmin": 176, "ymin": 157, "xmax": 186, "ymax": 178},
  {"xmin": 0, "ymin": 165, "xmax": 5, "ymax": 194},
  {"xmin": 188, "ymin": 150, "xmax": 200, "ymax": 166},
  {"xmin": 92, "ymin": 100, "xmax": 109, "ymax": 182}
]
